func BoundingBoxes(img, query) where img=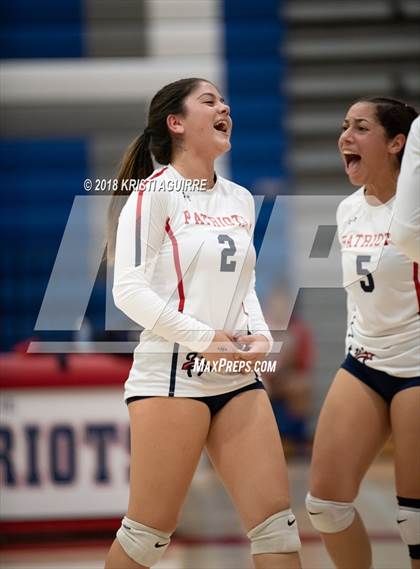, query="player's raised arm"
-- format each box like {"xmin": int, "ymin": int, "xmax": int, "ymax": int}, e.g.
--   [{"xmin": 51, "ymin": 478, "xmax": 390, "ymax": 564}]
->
[{"xmin": 391, "ymin": 116, "xmax": 420, "ymax": 262}]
